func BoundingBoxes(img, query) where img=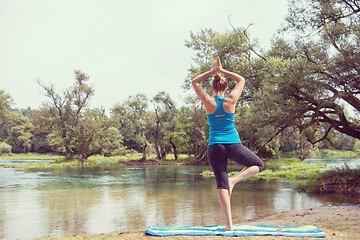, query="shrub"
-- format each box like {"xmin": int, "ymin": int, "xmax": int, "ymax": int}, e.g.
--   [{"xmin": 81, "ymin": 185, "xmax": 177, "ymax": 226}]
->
[
  {"xmin": 0, "ymin": 142, "xmax": 12, "ymax": 154},
  {"xmin": 297, "ymin": 166, "xmax": 360, "ymax": 195}
]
